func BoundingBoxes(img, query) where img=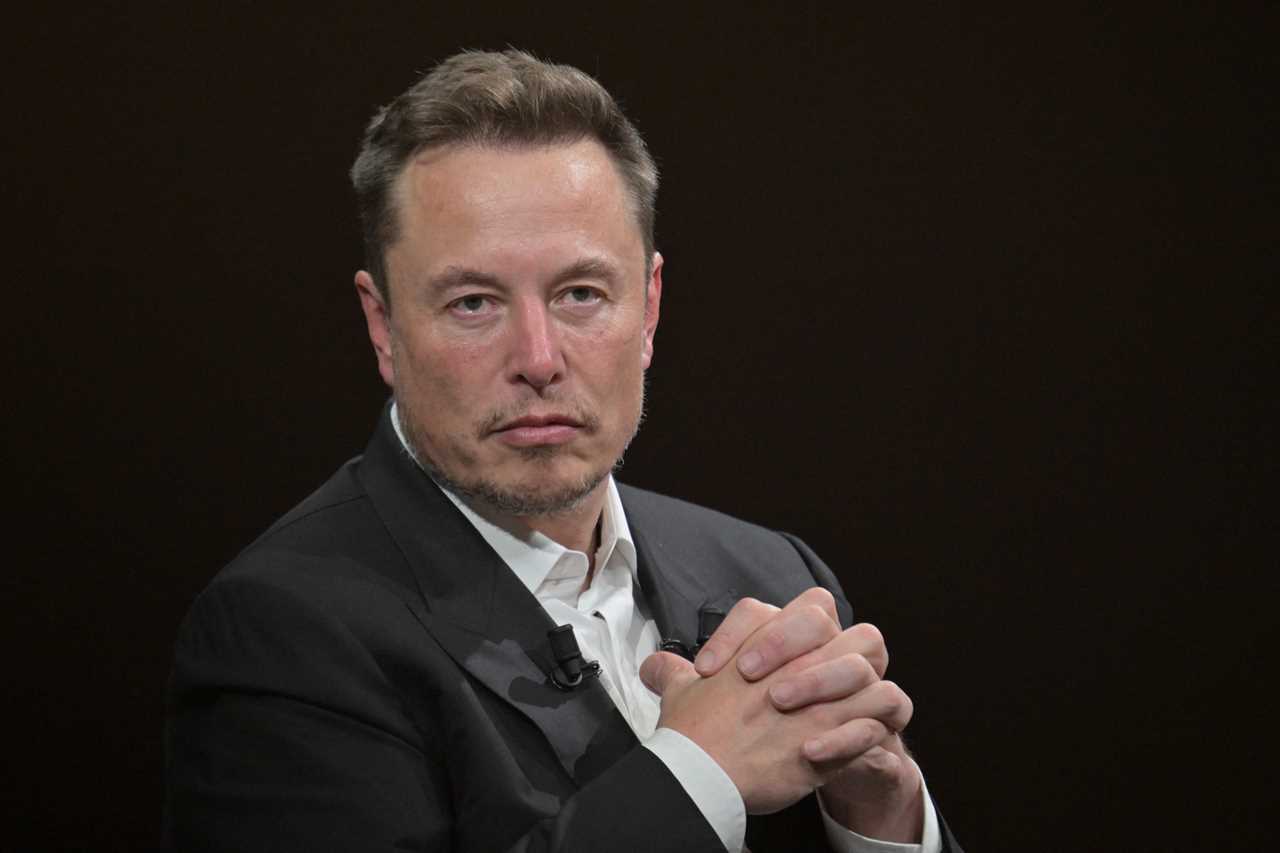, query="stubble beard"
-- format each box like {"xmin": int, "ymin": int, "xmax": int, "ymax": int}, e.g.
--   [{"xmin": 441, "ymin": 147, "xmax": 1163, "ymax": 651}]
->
[{"xmin": 395, "ymin": 382, "xmax": 647, "ymax": 519}]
